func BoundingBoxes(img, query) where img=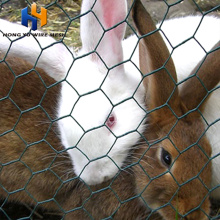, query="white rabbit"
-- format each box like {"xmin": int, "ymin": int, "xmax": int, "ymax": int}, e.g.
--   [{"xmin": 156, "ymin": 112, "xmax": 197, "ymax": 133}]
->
[
  {"xmin": 1, "ymin": 0, "xmax": 220, "ymax": 187},
  {"xmin": 57, "ymin": 0, "xmax": 146, "ymax": 185},
  {"xmin": 124, "ymin": 15, "xmax": 220, "ymax": 80},
  {"xmin": 0, "ymin": 1, "xmax": 147, "ymax": 185}
]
